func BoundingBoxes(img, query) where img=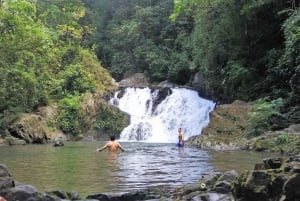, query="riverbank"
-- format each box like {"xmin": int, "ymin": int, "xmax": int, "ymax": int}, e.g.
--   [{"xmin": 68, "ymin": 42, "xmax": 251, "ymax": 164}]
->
[{"xmin": 187, "ymin": 100, "xmax": 300, "ymax": 155}]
